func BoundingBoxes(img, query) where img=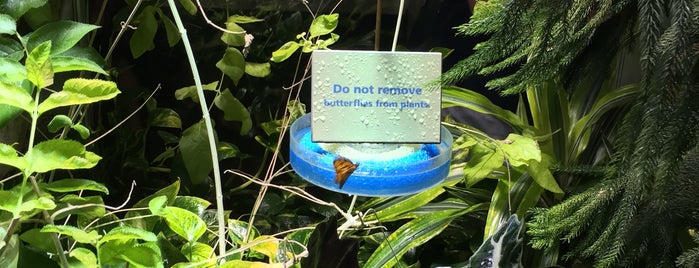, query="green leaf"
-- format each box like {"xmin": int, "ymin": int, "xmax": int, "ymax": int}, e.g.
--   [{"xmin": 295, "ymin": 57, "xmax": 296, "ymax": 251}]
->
[
  {"xmin": 0, "ymin": 190, "xmax": 22, "ymax": 215},
  {"xmin": 0, "ymin": 57, "xmax": 27, "ymax": 82},
  {"xmin": 99, "ymin": 226, "xmax": 158, "ymax": 245},
  {"xmin": 159, "ymin": 13, "xmax": 181, "ymax": 46},
  {"xmin": 177, "ymin": 0, "xmax": 197, "ymax": 15},
  {"xmin": 20, "ymin": 196, "xmax": 56, "ymax": 214},
  {"xmin": 43, "ymin": 178, "xmax": 109, "ymax": 194},
  {"xmin": 221, "ymin": 21, "xmax": 245, "ymax": 47},
  {"xmin": 26, "ymin": 20, "xmax": 100, "ymax": 55},
  {"xmin": 26, "ymin": 139, "xmax": 100, "ymax": 173},
  {"xmin": 218, "ymin": 141, "xmax": 244, "ymax": 160},
  {"xmin": 69, "ymin": 247, "xmax": 98, "ymax": 268},
  {"xmin": 499, "ymin": 133, "xmax": 541, "ymax": 167},
  {"xmin": 216, "ymin": 47, "xmax": 245, "ymax": 85},
  {"xmin": 0, "ymin": 81, "xmax": 33, "ymax": 113},
  {"xmin": 316, "ymin": 33, "xmax": 339, "ymax": 49},
  {"xmin": 174, "ymin": 81, "xmax": 218, "ymax": 103},
  {"xmin": 270, "ymin": 41, "xmax": 300, "ymax": 63},
  {"xmin": 54, "ymin": 195, "xmax": 106, "ymax": 222},
  {"xmin": 0, "ymin": 233, "xmax": 19, "ymax": 268},
  {"xmin": 41, "ymin": 224, "xmax": 101, "ymax": 244},
  {"xmin": 250, "ymin": 235, "xmax": 279, "ymax": 259},
  {"xmin": 148, "ymin": 107, "xmax": 182, "ymax": 128},
  {"xmin": 213, "ymin": 89, "xmax": 252, "ymax": 135},
  {"xmin": 442, "ymin": 86, "xmax": 529, "ymax": 133},
  {"xmin": 180, "ymin": 242, "xmax": 215, "ymax": 263},
  {"xmin": 0, "ymin": 0, "xmax": 47, "ymax": 19},
  {"xmin": 464, "ymin": 142, "xmax": 504, "ymax": 186},
  {"xmin": 26, "ymin": 41, "xmax": 53, "ymax": 88},
  {"xmin": 19, "ymin": 228, "xmax": 57, "ymax": 254},
  {"xmin": 179, "ymin": 120, "xmax": 216, "ymax": 185},
  {"xmin": 309, "ymin": 13, "xmax": 339, "ymax": 38},
  {"xmin": 130, "ymin": 7, "xmax": 157, "ymax": 58},
  {"xmin": 228, "ymin": 219, "xmax": 259, "ymax": 244},
  {"xmin": 364, "ymin": 209, "xmax": 466, "ymax": 268},
  {"xmin": 148, "ymin": 195, "xmax": 168, "ymax": 216},
  {"xmin": 244, "ymin": 62, "xmax": 270, "ymax": 77},
  {"xmin": 0, "ymin": 143, "xmax": 26, "ymax": 171},
  {"xmin": 526, "ymin": 157, "xmax": 563, "ymax": 193},
  {"xmin": 173, "ymin": 195, "xmax": 211, "ymax": 215},
  {"xmin": 226, "ymin": 15, "xmax": 264, "ymax": 24},
  {"xmin": 0, "ymin": 14, "xmax": 16, "ymax": 35},
  {"xmin": 51, "ymin": 55, "xmax": 107, "ymax": 74},
  {"xmin": 37, "ymin": 78, "xmax": 120, "ymax": 114},
  {"xmin": 218, "ymin": 260, "xmax": 282, "ymax": 268},
  {"xmin": 47, "ymin": 114, "xmax": 73, "ymax": 133},
  {"xmin": 0, "ymin": 37, "xmax": 24, "ymax": 61},
  {"xmin": 161, "ymin": 206, "xmax": 207, "ymax": 242},
  {"xmin": 100, "ymin": 240, "xmax": 163, "ymax": 268}
]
